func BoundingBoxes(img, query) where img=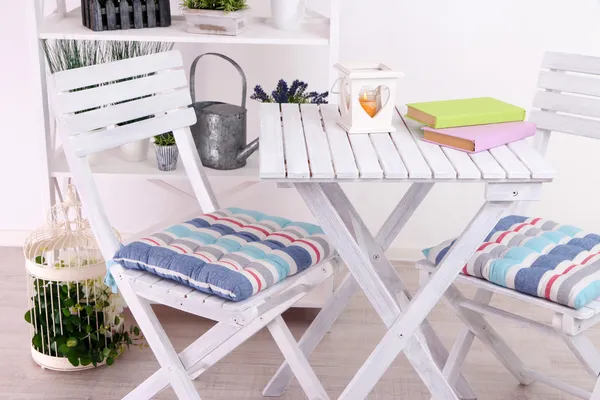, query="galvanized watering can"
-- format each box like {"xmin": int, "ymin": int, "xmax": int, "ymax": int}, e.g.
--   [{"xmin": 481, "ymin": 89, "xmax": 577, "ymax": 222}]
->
[{"xmin": 189, "ymin": 53, "xmax": 259, "ymax": 170}]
